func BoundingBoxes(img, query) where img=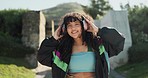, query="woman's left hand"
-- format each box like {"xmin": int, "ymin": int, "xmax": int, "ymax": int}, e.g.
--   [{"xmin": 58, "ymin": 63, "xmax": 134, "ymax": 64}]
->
[{"xmin": 84, "ymin": 17, "xmax": 99, "ymax": 36}]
